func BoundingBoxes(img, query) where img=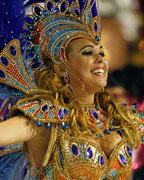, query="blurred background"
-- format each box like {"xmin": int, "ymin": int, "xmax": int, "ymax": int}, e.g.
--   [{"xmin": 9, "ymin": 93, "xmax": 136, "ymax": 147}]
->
[{"xmin": 0, "ymin": 0, "xmax": 144, "ymax": 179}]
